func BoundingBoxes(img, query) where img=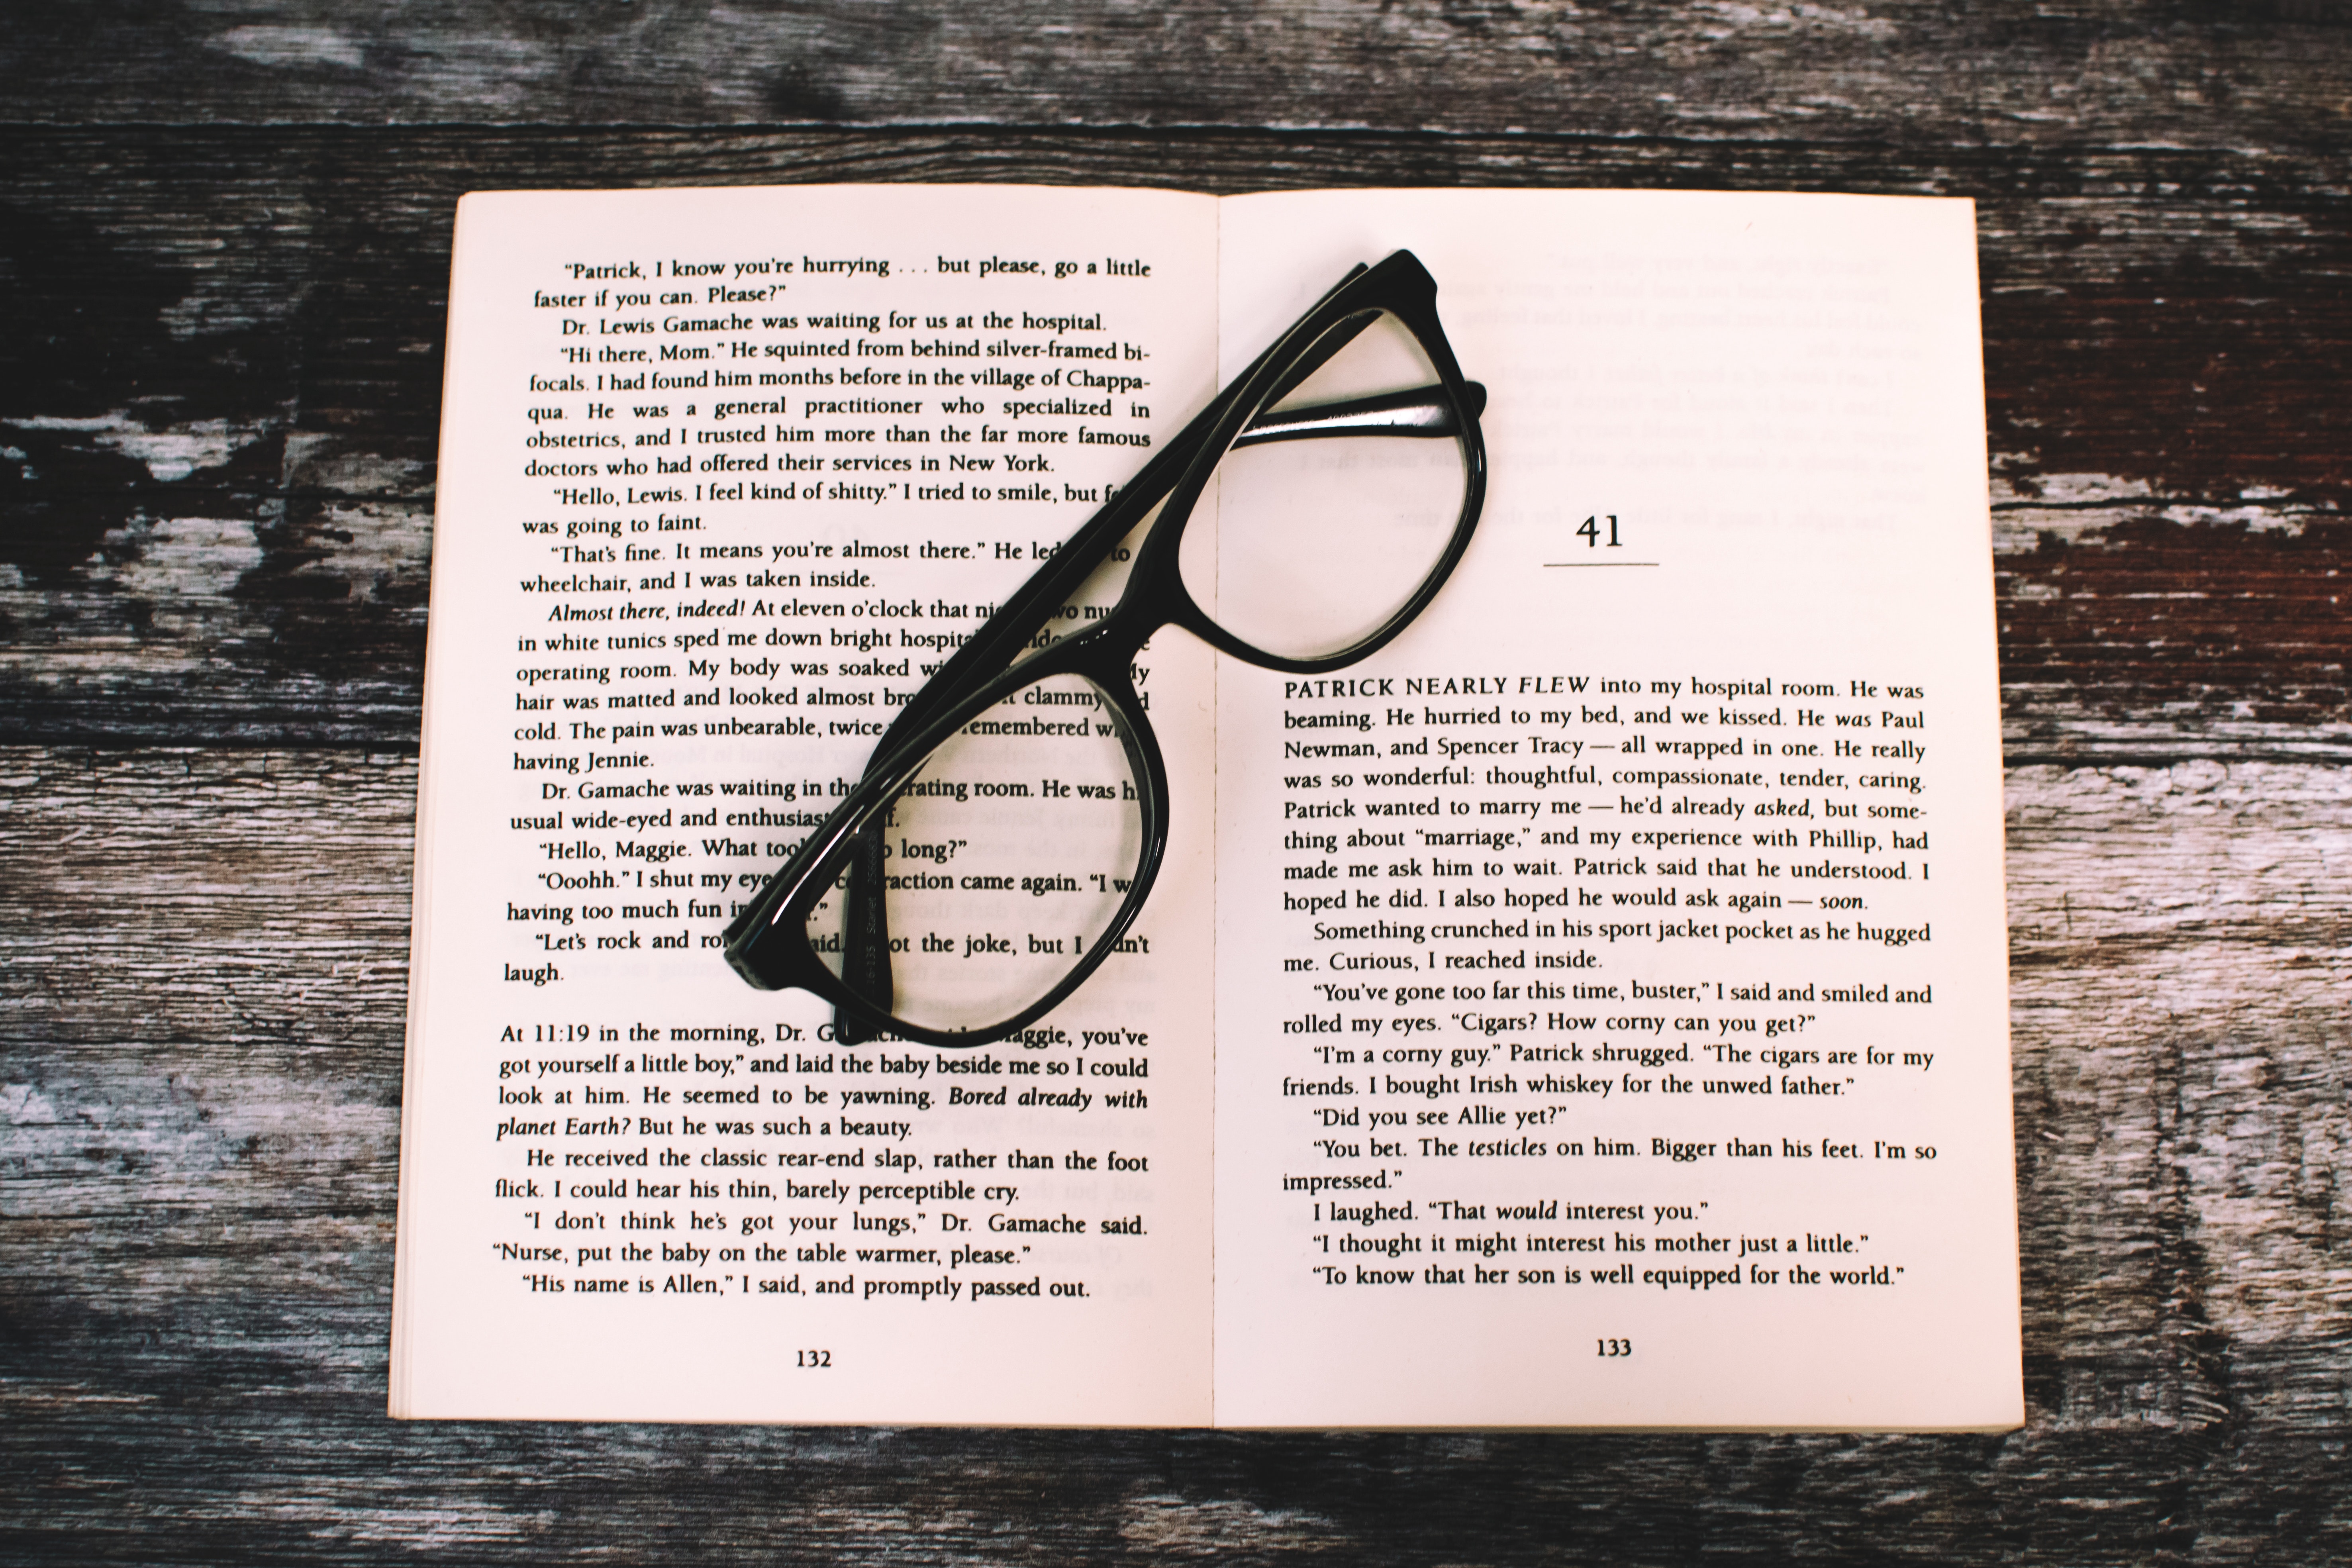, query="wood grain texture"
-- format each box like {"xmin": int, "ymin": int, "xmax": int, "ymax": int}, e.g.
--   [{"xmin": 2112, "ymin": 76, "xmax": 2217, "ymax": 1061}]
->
[
  {"xmin": 2, "ymin": 0, "xmax": 2350, "ymax": 150},
  {"xmin": 2, "ymin": 127, "xmax": 2346, "ymax": 757},
  {"xmin": 5, "ymin": 748, "xmax": 2347, "ymax": 1561},
  {"xmin": 5, "ymin": 1, "xmax": 2349, "ymax": 1556}
]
